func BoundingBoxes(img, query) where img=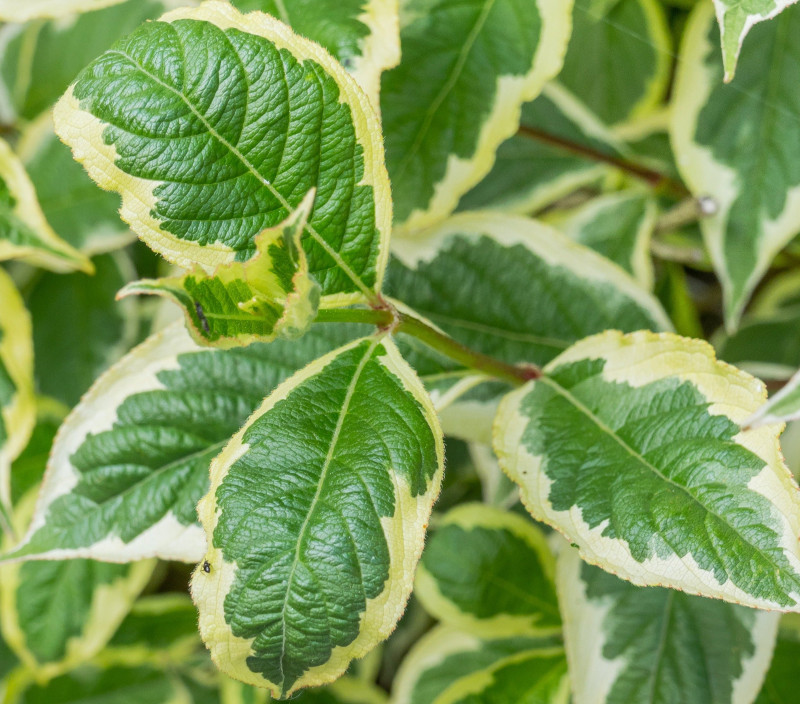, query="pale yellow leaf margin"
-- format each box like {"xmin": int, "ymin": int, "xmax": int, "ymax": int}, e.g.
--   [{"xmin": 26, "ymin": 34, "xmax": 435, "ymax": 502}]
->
[
  {"xmin": 494, "ymin": 329, "xmax": 800, "ymax": 611},
  {"xmin": 191, "ymin": 335, "xmax": 445, "ymax": 698}
]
